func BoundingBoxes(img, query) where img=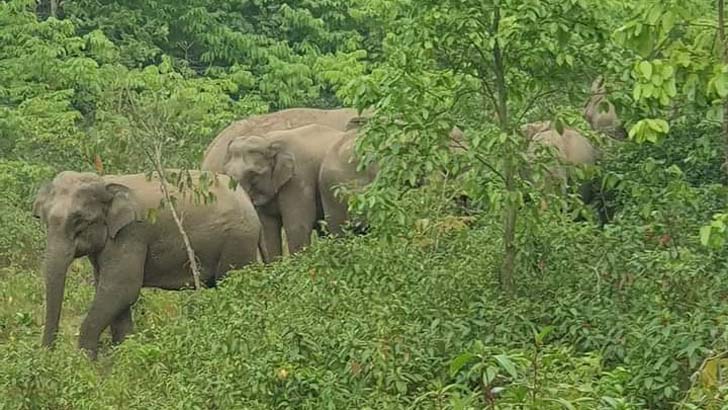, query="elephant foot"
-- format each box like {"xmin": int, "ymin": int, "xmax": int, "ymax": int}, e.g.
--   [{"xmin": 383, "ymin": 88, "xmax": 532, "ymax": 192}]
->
[{"xmin": 79, "ymin": 343, "xmax": 99, "ymax": 361}]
